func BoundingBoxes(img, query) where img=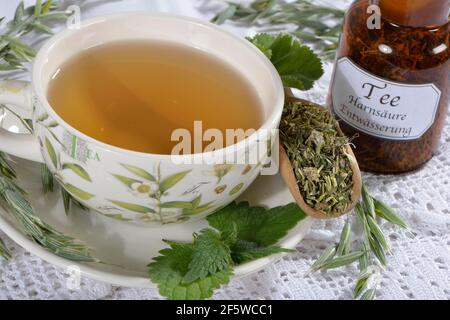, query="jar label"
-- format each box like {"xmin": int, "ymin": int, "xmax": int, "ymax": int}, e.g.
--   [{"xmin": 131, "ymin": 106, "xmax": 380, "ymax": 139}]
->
[{"xmin": 332, "ymin": 57, "xmax": 441, "ymax": 140}]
